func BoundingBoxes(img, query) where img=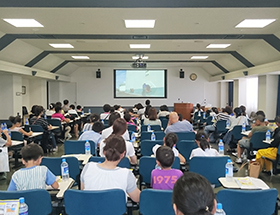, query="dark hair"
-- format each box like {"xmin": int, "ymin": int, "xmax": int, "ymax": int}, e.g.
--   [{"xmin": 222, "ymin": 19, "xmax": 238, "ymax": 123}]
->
[
  {"xmin": 195, "ymin": 131, "xmax": 208, "ymax": 141},
  {"xmin": 55, "ymin": 105, "xmax": 62, "ymax": 113},
  {"xmin": 164, "ymin": 133, "xmax": 178, "ymax": 148},
  {"xmin": 223, "ymin": 106, "xmax": 232, "ymax": 115},
  {"xmin": 89, "ymin": 114, "xmax": 100, "ymax": 123},
  {"xmin": 233, "ymin": 107, "xmax": 242, "ymax": 118},
  {"xmin": 196, "ymin": 103, "xmax": 201, "ymax": 109},
  {"xmin": 173, "ymin": 172, "xmax": 215, "ymax": 215},
  {"xmin": 256, "ymin": 110, "xmax": 265, "ymax": 118},
  {"xmin": 144, "ymin": 105, "xmax": 152, "ymax": 118},
  {"xmin": 112, "ymin": 118, "xmax": 127, "ymax": 135},
  {"xmin": 148, "ymin": 107, "xmax": 157, "ymax": 120},
  {"xmin": 92, "ymin": 121, "xmax": 104, "ymax": 133},
  {"xmin": 256, "ymin": 115, "xmax": 265, "ymax": 123},
  {"xmin": 136, "ymin": 103, "xmax": 144, "ymax": 110},
  {"xmin": 275, "ymin": 116, "xmax": 280, "ymax": 124},
  {"xmin": 145, "ymin": 99, "xmax": 150, "ymax": 106},
  {"xmin": 212, "ymin": 107, "xmax": 219, "ymax": 114},
  {"xmin": 103, "ymin": 134, "xmax": 126, "ymax": 161},
  {"xmin": 103, "ymin": 104, "xmax": 111, "ymax": 112},
  {"xmin": 77, "ymin": 105, "xmax": 82, "ymax": 110},
  {"xmin": 156, "ymin": 146, "xmax": 175, "ymax": 168},
  {"xmin": 159, "ymin": 105, "xmax": 169, "ymax": 112},
  {"xmin": 56, "ymin": 102, "xmax": 62, "ymax": 108},
  {"xmin": 128, "ymin": 108, "xmax": 134, "ymax": 113},
  {"xmin": 114, "ymin": 104, "xmax": 120, "ymax": 110},
  {"xmin": 239, "ymin": 105, "xmax": 246, "ymax": 116},
  {"xmin": 108, "ymin": 112, "xmax": 121, "ymax": 126},
  {"xmin": 34, "ymin": 106, "xmax": 44, "ymax": 116},
  {"xmin": 124, "ymin": 113, "xmax": 131, "ymax": 123},
  {"xmin": 31, "ymin": 105, "xmax": 38, "ymax": 114},
  {"xmin": 21, "ymin": 143, "xmax": 44, "ymax": 162},
  {"xmin": 70, "ymin": 104, "xmax": 75, "ymax": 109},
  {"xmin": 110, "ymin": 107, "xmax": 115, "ymax": 113},
  {"xmin": 200, "ymin": 138, "xmax": 210, "ymax": 151},
  {"xmin": 9, "ymin": 116, "xmax": 21, "ymax": 124},
  {"xmin": 49, "ymin": 103, "xmax": 56, "ymax": 110},
  {"xmin": 63, "ymin": 99, "xmax": 69, "ymax": 105},
  {"xmin": 178, "ymin": 113, "xmax": 183, "ymax": 121}
]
